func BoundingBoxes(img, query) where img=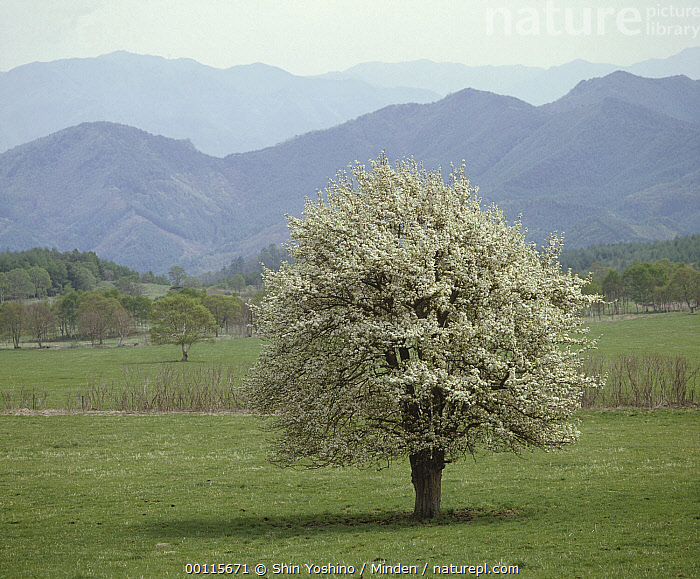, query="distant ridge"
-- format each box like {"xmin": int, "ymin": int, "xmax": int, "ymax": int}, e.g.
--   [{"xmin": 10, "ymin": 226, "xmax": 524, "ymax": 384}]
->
[
  {"xmin": 0, "ymin": 51, "xmax": 438, "ymax": 157},
  {"xmin": 1, "ymin": 48, "xmax": 699, "ymax": 157},
  {"xmin": 318, "ymin": 47, "xmax": 700, "ymax": 105},
  {"xmin": 0, "ymin": 71, "xmax": 698, "ymax": 273},
  {"xmin": 544, "ymin": 71, "xmax": 700, "ymax": 124}
]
